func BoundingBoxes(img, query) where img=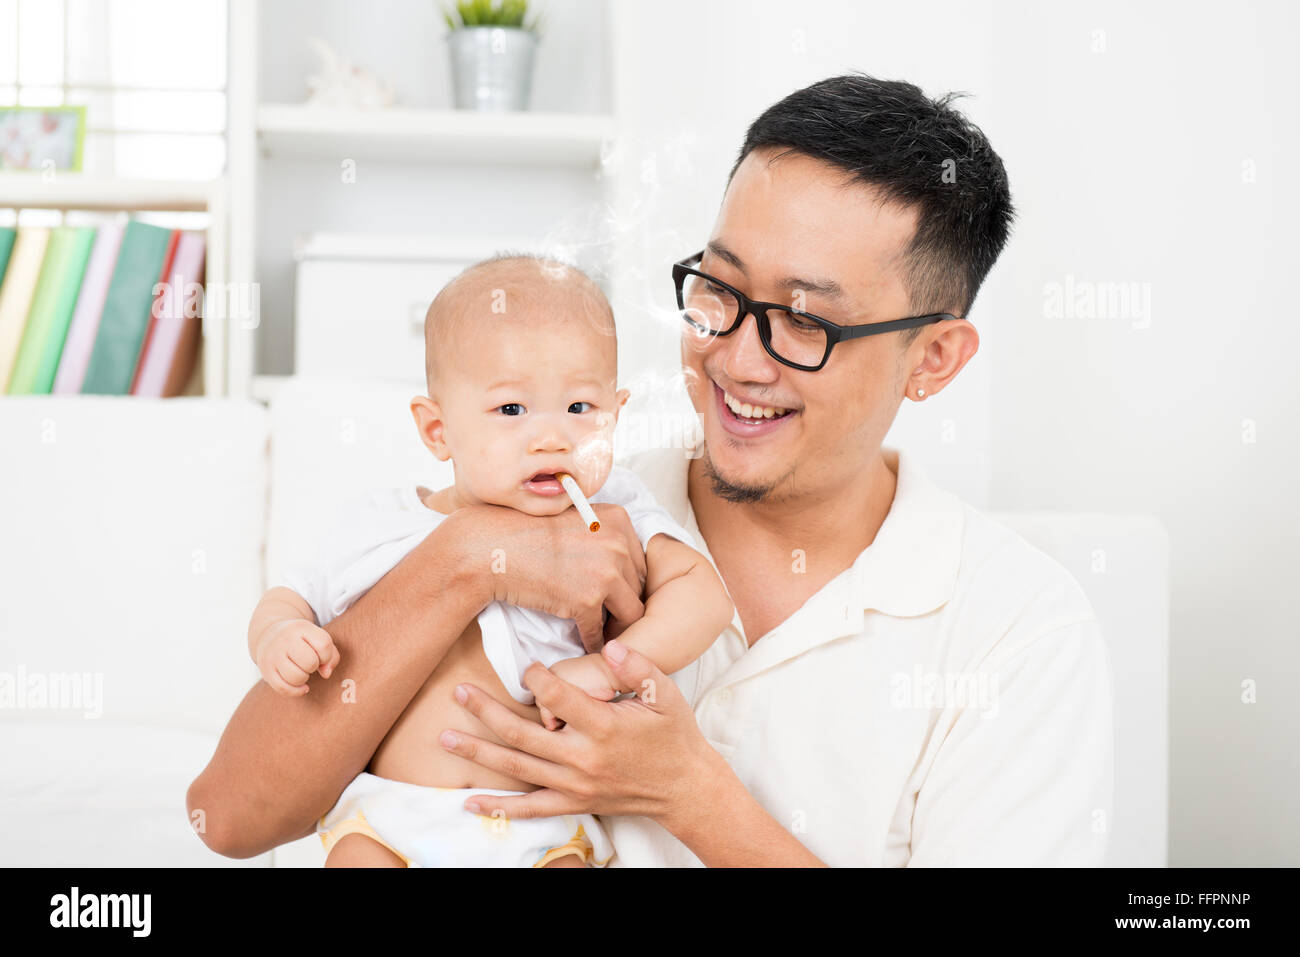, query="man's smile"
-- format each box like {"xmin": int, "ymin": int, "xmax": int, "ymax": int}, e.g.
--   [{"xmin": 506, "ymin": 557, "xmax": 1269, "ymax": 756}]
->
[{"xmin": 710, "ymin": 379, "xmax": 799, "ymax": 439}]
